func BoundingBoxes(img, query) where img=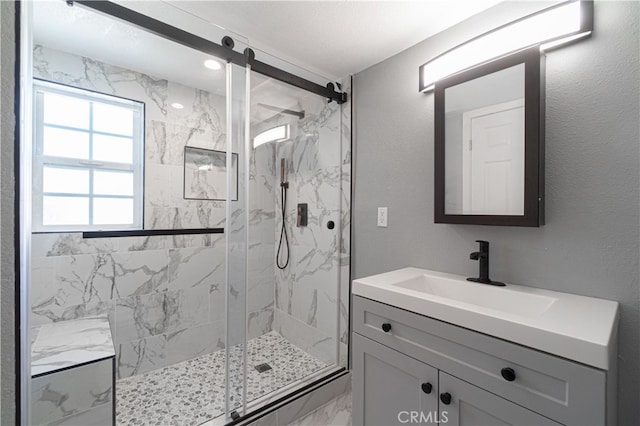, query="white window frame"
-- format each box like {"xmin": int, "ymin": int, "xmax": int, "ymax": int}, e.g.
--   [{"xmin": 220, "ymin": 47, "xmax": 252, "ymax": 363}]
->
[{"xmin": 33, "ymin": 80, "xmax": 144, "ymax": 232}]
